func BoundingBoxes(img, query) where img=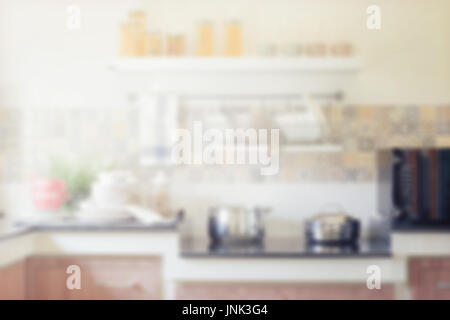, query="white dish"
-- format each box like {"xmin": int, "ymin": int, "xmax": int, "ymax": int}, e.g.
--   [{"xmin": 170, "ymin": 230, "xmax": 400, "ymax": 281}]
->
[{"xmin": 76, "ymin": 200, "xmax": 132, "ymax": 223}]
